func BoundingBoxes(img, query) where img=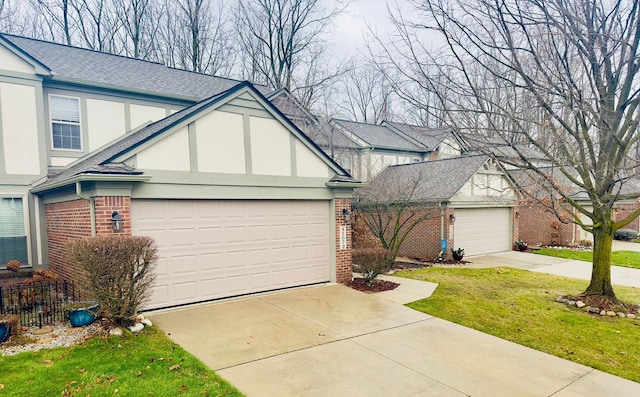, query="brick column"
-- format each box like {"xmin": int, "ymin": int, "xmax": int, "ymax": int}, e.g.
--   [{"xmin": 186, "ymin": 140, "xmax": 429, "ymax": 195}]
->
[
  {"xmin": 335, "ymin": 198, "xmax": 352, "ymax": 283},
  {"xmin": 95, "ymin": 196, "xmax": 131, "ymax": 235}
]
